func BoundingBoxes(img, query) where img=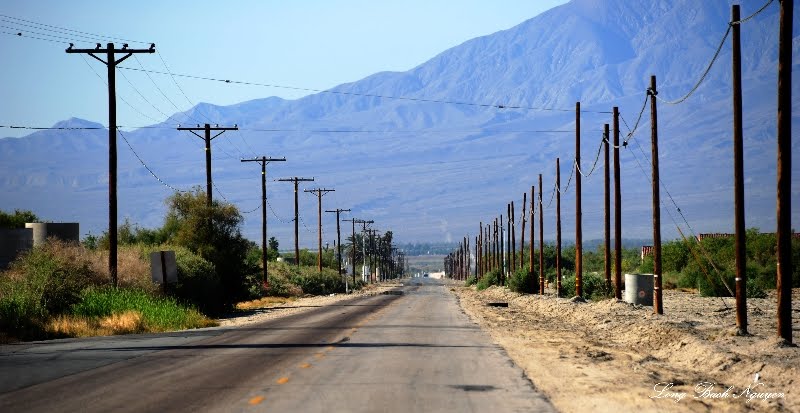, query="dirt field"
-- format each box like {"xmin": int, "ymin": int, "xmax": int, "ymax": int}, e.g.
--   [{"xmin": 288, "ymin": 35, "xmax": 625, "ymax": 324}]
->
[{"xmin": 453, "ymin": 285, "xmax": 799, "ymax": 412}]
